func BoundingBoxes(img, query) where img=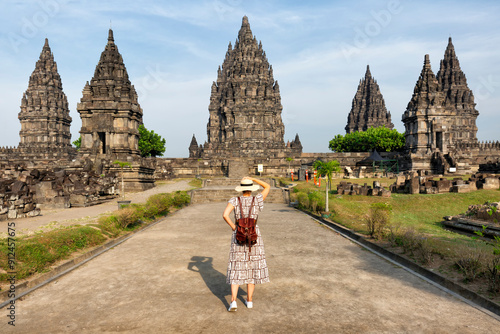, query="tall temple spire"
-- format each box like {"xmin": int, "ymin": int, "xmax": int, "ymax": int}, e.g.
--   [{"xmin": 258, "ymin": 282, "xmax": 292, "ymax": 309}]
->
[
  {"xmin": 345, "ymin": 65, "xmax": 393, "ymax": 133},
  {"xmin": 436, "ymin": 36, "xmax": 478, "ymax": 143},
  {"xmin": 195, "ymin": 16, "xmax": 300, "ymax": 158},
  {"xmin": 77, "ymin": 29, "xmax": 143, "ymax": 158},
  {"xmin": 406, "ymin": 54, "xmax": 442, "ymax": 111},
  {"xmin": 18, "ymin": 38, "xmax": 72, "ymax": 152},
  {"xmin": 108, "ymin": 28, "xmax": 114, "ymax": 43}
]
